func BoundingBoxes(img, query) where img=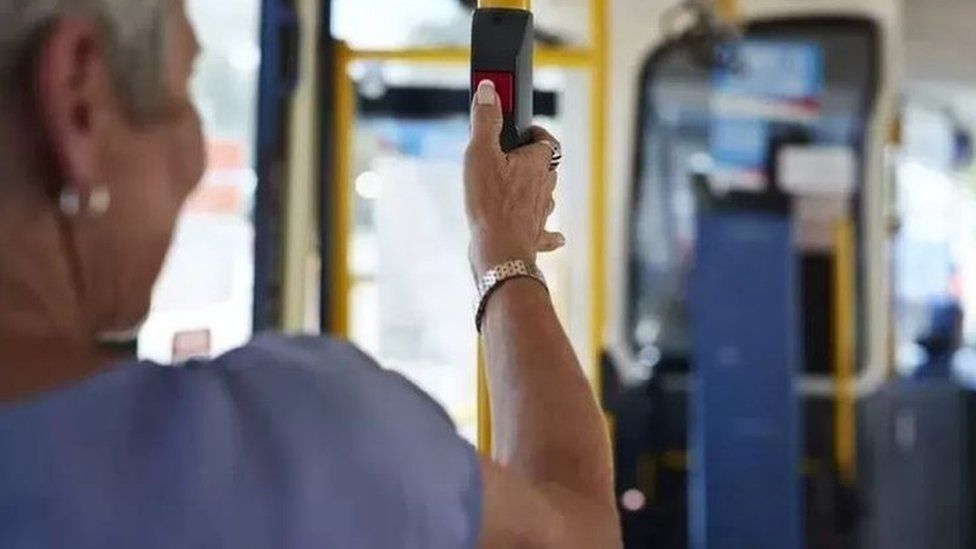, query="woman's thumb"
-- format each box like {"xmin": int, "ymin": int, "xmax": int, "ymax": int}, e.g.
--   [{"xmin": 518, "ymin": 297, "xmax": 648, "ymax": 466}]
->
[{"xmin": 470, "ymin": 80, "xmax": 504, "ymax": 155}]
